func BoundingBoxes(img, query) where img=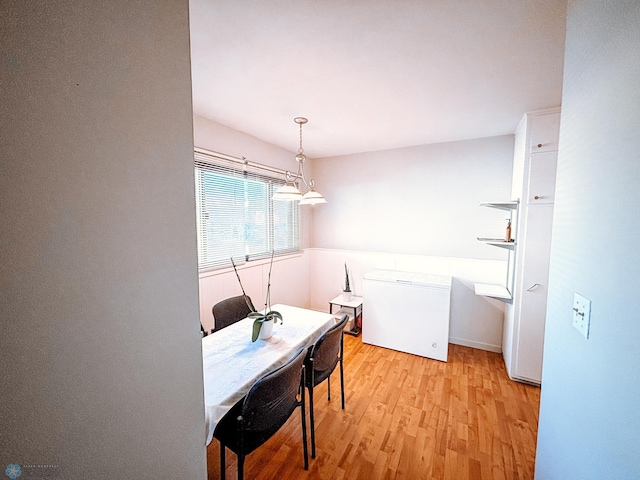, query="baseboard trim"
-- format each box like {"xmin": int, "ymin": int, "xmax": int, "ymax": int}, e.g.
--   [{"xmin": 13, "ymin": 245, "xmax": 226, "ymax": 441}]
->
[{"xmin": 449, "ymin": 337, "xmax": 502, "ymax": 353}]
